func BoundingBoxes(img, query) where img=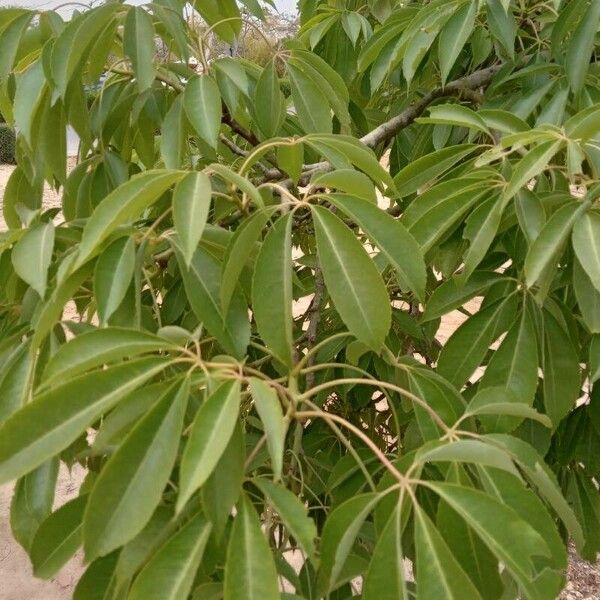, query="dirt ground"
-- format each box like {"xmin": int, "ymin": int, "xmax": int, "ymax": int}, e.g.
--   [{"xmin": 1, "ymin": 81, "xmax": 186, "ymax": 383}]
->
[{"xmin": 1, "ymin": 163, "xmax": 599, "ymax": 598}]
